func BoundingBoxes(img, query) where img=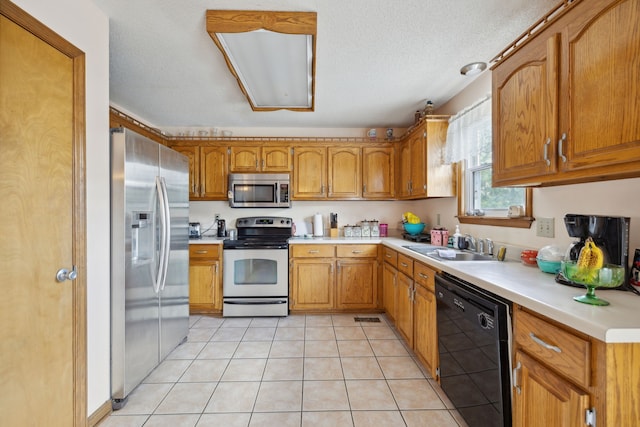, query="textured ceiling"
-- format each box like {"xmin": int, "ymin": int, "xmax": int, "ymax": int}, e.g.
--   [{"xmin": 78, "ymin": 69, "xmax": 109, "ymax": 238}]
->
[{"xmin": 93, "ymin": 0, "xmax": 559, "ymax": 129}]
